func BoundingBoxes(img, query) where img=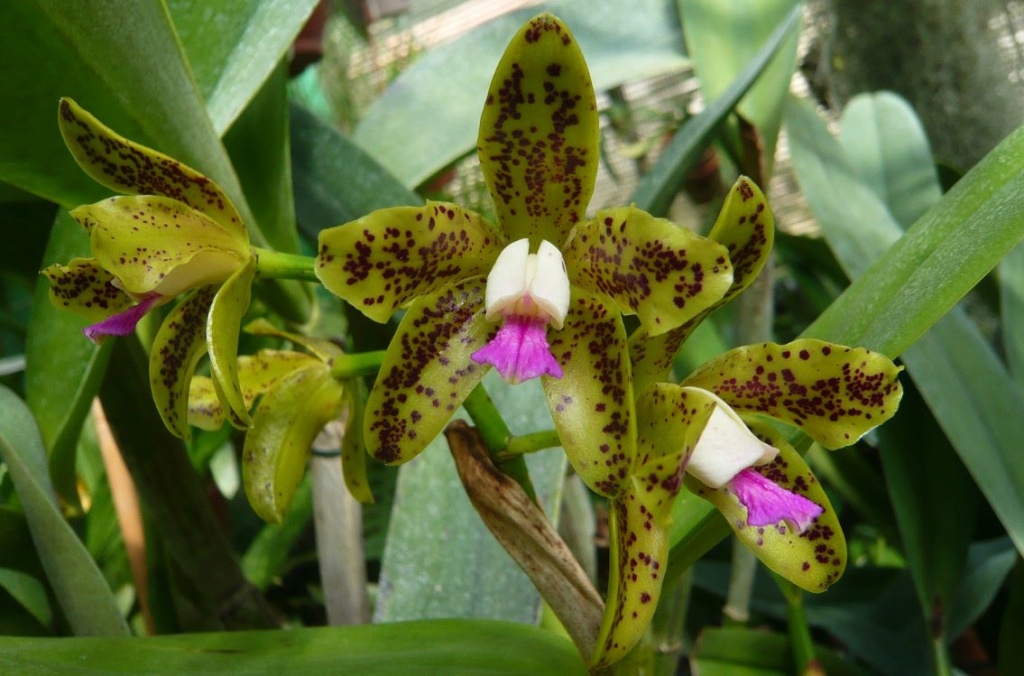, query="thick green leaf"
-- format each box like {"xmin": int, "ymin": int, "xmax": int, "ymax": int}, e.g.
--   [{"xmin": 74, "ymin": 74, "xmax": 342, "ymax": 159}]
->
[
  {"xmin": 679, "ymin": 0, "xmax": 802, "ymax": 179},
  {"xmin": 25, "ymin": 211, "xmax": 112, "ymax": 506},
  {"xmin": 691, "ymin": 627, "xmax": 864, "ymax": 676},
  {"xmin": 630, "ymin": 5, "xmax": 801, "ymax": 216},
  {"xmin": 374, "ymin": 372, "xmax": 567, "ymax": 625},
  {"xmin": 839, "ymin": 92, "xmax": 943, "ymax": 229},
  {"xmin": 0, "ymin": 386, "xmax": 128, "ymax": 636},
  {"xmin": 290, "ymin": 104, "xmax": 422, "ymax": 237},
  {"xmin": 0, "ymin": 568, "xmax": 53, "ymax": 630},
  {"xmin": 788, "ymin": 95, "xmax": 1024, "ymax": 558},
  {"xmin": 224, "ymin": 59, "xmax": 301, "ymax": 256},
  {"xmin": 794, "ymin": 96, "xmax": 1024, "ymax": 357},
  {"xmin": 0, "ymin": 620, "xmax": 586, "ymax": 675},
  {"xmin": 167, "ymin": 0, "xmax": 319, "ymax": 135},
  {"xmin": 950, "ymin": 537, "xmax": 1017, "ymax": 639},
  {"xmin": 354, "ymin": 0, "xmax": 688, "ymax": 188},
  {"xmin": 0, "ymin": 2, "xmax": 251, "ymax": 224},
  {"xmin": 1000, "ymin": 241, "xmax": 1024, "ymax": 385}
]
